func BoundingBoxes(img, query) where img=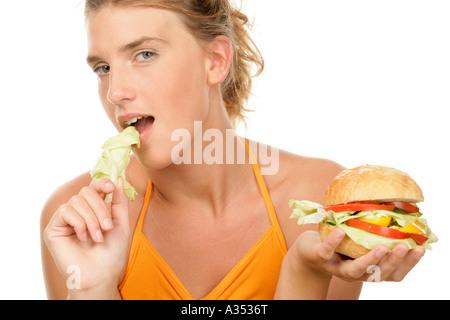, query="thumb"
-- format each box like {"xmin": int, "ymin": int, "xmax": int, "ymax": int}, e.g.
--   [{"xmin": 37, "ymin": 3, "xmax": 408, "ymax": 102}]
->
[
  {"xmin": 111, "ymin": 177, "xmax": 130, "ymax": 228},
  {"xmin": 318, "ymin": 228, "xmax": 346, "ymax": 261}
]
